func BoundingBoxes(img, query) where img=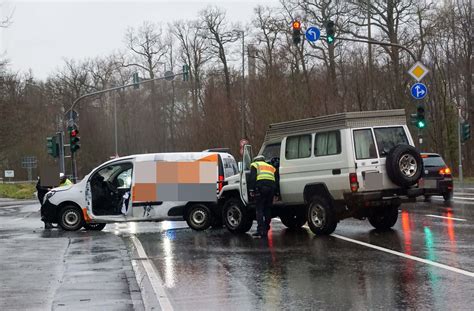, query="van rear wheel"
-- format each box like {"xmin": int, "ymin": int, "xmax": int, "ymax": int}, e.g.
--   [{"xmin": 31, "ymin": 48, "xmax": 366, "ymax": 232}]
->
[
  {"xmin": 223, "ymin": 198, "xmax": 253, "ymax": 234},
  {"xmin": 185, "ymin": 204, "xmax": 212, "ymax": 231},
  {"xmin": 307, "ymin": 196, "xmax": 337, "ymax": 235}
]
